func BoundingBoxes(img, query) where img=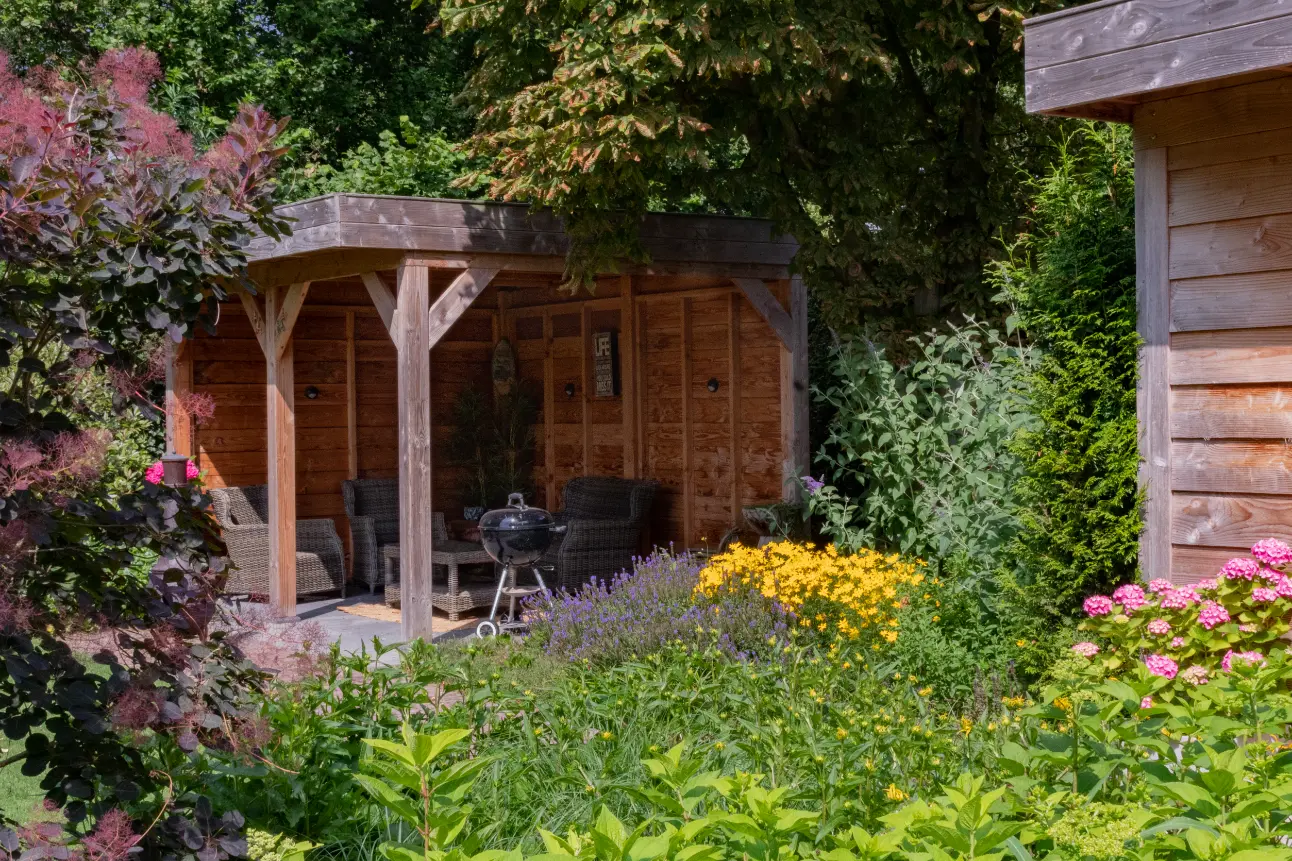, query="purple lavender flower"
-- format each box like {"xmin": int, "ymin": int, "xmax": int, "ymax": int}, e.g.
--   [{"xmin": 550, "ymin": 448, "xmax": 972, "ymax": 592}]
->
[{"xmin": 802, "ymin": 475, "xmax": 825, "ymax": 495}]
